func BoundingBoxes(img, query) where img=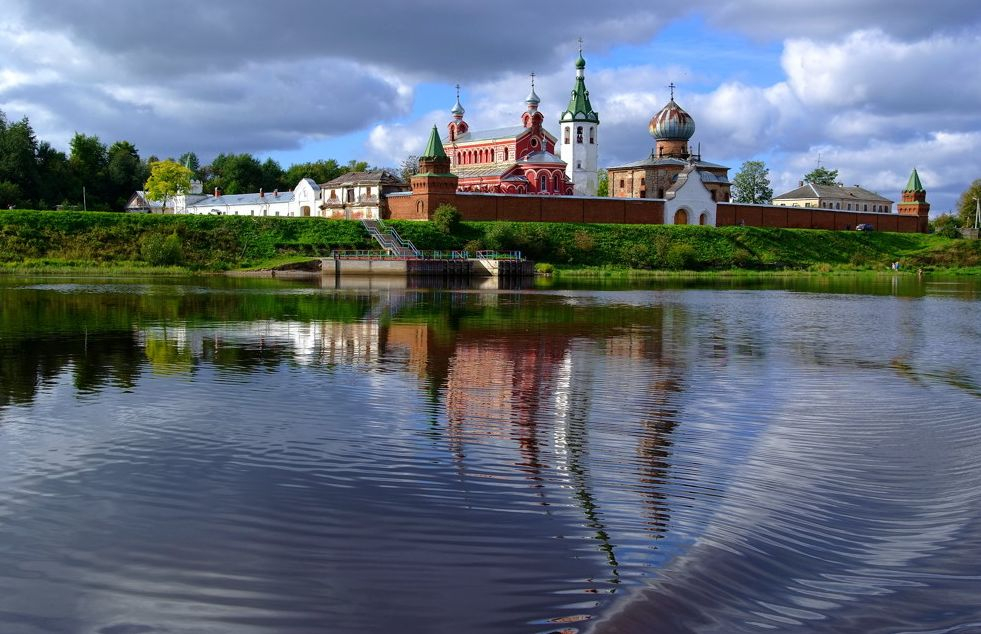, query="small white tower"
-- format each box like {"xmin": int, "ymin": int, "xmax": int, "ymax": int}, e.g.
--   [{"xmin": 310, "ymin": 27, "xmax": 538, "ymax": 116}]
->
[{"xmin": 559, "ymin": 43, "xmax": 600, "ymax": 196}]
